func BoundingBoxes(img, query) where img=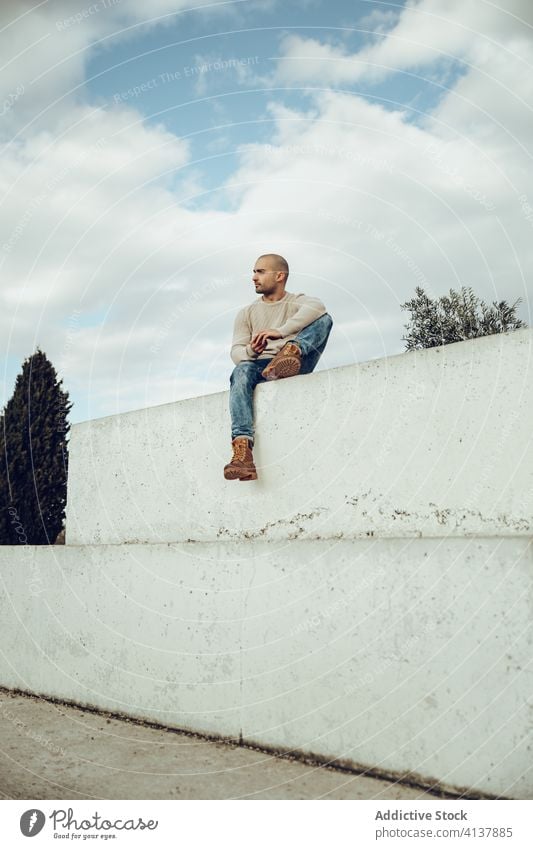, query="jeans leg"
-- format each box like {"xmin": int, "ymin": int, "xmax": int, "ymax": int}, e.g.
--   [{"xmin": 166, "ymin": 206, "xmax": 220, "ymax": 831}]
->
[
  {"xmin": 229, "ymin": 361, "xmax": 266, "ymax": 444},
  {"xmin": 293, "ymin": 313, "xmax": 333, "ymax": 374}
]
